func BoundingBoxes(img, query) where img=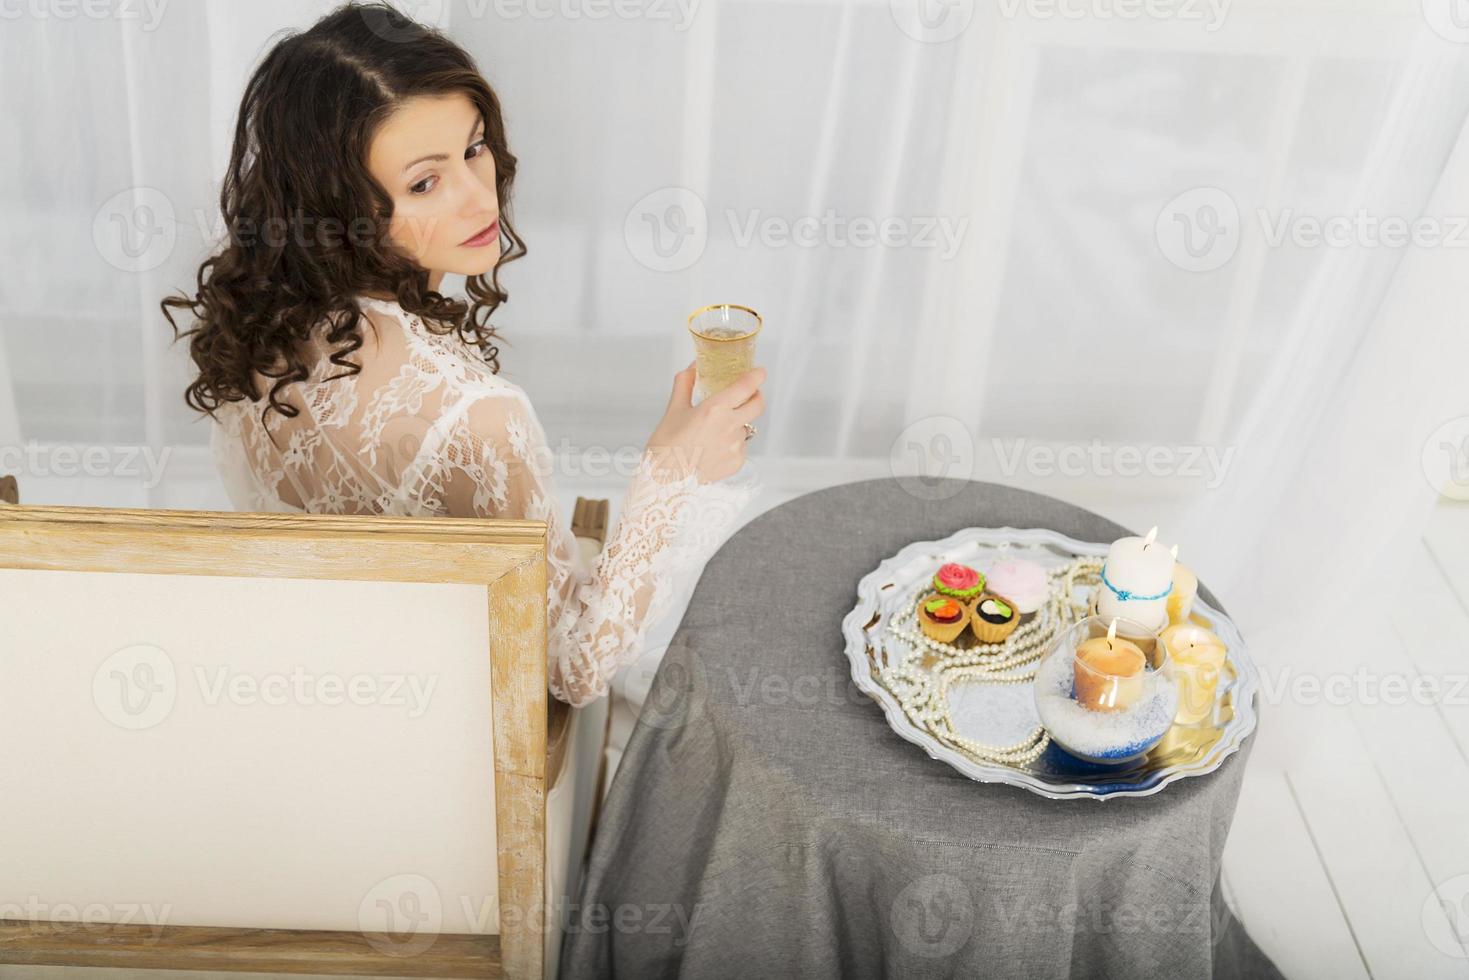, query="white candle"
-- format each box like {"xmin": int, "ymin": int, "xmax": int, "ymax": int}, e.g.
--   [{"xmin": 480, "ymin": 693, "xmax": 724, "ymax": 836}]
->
[{"xmin": 1097, "ymin": 526, "xmax": 1174, "ymax": 630}]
